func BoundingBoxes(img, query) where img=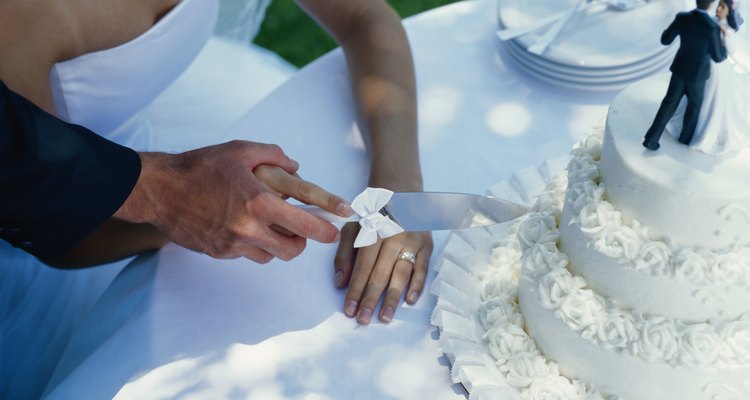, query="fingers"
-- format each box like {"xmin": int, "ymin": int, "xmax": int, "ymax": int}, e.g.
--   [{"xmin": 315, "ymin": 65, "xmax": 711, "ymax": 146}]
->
[
  {"xmin": 270, "ymin": 224, "xmax": 295, "ymax": 237},
  {"xmin": 379, "ymin": 255, "xmax": 414, "ymax": 322},
  {"xmin": 231, "ymin": 141, "xmax": 299, "ymax": 174},
  {"xmin": 406, "ymin": 237, "xmax": 432, "ymax": 305},
  {"xmin": 210, "ymin": 223, "xmax": 307, "ymax": 262},
  {"xmin": 343, "ymin": 240, "xmax": 381, "ymax": 321},
  {"xmin": 254, "ymin": 165, "xmax": 352, "ymax": 217},
  {"xmin": 240, "ymin": 247, "xmax": 275, "ymax": 264},
  {"xmin": 269, "ymin": 199, "xmax": 342, "ymax": 244},
  {"xmin": 354, "ymin": 243, "xmax": 401, "ymax": 324},
  {"xmin": 342, "ymin": 232, "xmax": 433, "ymax": 325},
  {"xmin": 333, "ymin": 223, "xmax": 359, "ymax": 288},
  {"xmin": 251, "ymin": 226, "xmax": 308, "ymax": 261}
]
